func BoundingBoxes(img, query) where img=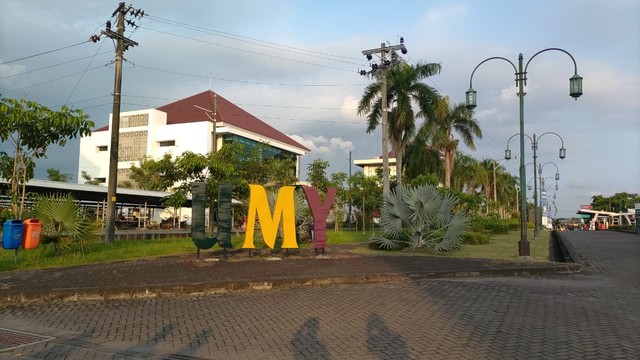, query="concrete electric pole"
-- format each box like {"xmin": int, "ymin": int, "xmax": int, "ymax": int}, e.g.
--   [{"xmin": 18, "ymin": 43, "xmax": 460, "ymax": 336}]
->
[
  {"xmin": 101, "ymin": 2, "xmax": 142, "ymax": 244},
  {"xmin": 360, "ymin": 39, "xmax": 407, "ymax": 197}
]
